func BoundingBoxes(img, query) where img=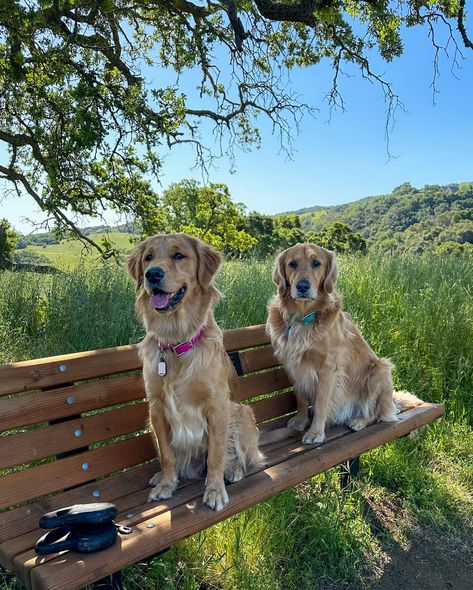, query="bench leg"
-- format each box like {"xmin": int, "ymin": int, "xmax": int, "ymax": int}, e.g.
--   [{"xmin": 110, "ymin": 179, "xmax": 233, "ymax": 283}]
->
[
  {"xmin": 91, "ymin": 548, "xmax": 170, "ymax": 589},
  {"xmin": 93, "ymin": 570, "xmax": 123, "ymax": 590},
  {"xmin": 339, "ymin": 456, "xmax": 360, "ymax": 489}
]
